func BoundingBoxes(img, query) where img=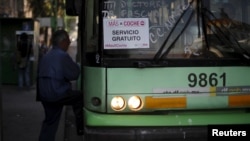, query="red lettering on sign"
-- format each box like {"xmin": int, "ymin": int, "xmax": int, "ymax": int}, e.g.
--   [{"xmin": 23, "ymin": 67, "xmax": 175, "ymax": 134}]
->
[
  {"xmin": 124, "ymin": 21, "xmax": 140, "ymax": 26},
  {"xmin": 108, "ymin": 20, "xmax": 119, "ymax": 26}
]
